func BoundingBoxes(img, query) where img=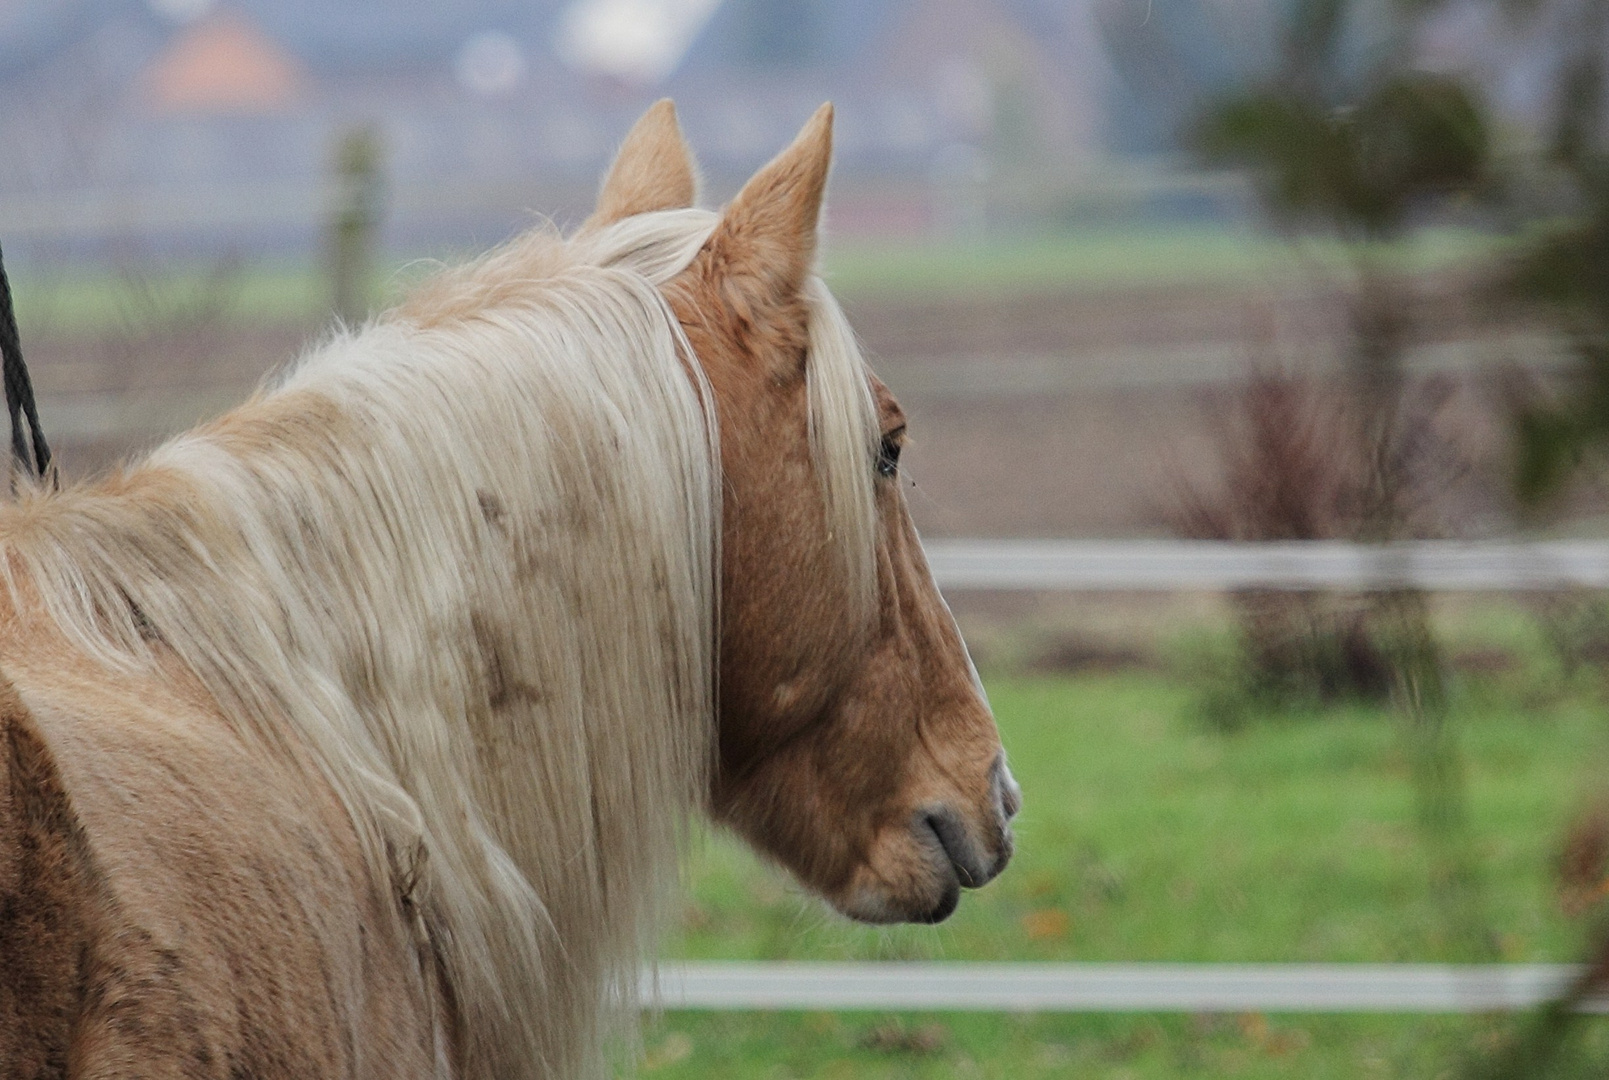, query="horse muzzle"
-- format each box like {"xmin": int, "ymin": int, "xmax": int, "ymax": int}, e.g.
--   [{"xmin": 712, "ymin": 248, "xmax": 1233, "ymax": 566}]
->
[{"xmin": 837, "ymin": 754, "xmax": 1021, "ymax": 925}]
